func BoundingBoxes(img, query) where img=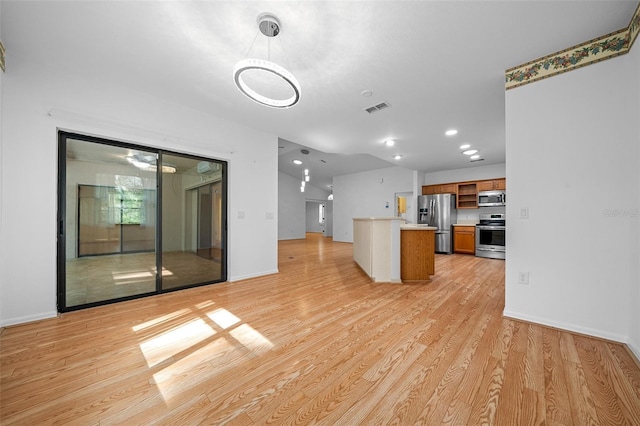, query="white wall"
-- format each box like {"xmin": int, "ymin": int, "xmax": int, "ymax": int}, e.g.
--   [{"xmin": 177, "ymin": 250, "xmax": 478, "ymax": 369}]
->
[
  {"xmin": 0, "ymin": 53, "xmax": 278, "ymax": 326},
  {"xmin": 631, "ymin": 41, "xmax": 640, "ymax": 358},
  {"xmin": 0, "ymin": 2, "xmax": 4, "ymax": 325},
  {"xmin": 505, "ymin": 50, "xmax": 640, "ymax": 348},
  {"xmin": 333, "ymin": 166, "xmax": 414, "ymax": 243},
  {"xmin": 278, "ymin": 171, "xmax": 329, "ymax": 240},
  {"xmin": 324, "ymin": 201, "xmax": 333, "ymax": 238}
]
